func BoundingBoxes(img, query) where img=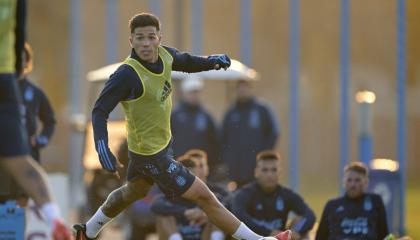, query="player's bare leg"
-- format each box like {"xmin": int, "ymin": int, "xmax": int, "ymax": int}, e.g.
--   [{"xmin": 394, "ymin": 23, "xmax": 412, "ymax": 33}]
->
[
  {"xmin": 182, "ymin": 177, "xmax": 241, "ymax": 234},
  {"xmin": 182, "ymin": 177, "xmax": 291, "ymax": 240},
  {"xmin": 101, "ymin": 178, "xmax": 152, "ymax": 217},
  {"xmin": 0, "ymin": 155, "xmax": 71, "ymax": 239},
  {"xmin": 1, "ymin": 155, "xmax": 51, "ymax": 205},
  {"xmin": 74, "ymin": 178, "xmax": 152, "ymax": 239}
]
